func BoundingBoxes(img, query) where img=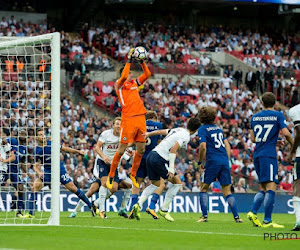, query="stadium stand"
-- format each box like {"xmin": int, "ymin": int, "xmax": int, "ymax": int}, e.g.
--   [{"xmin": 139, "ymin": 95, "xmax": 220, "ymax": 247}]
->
[{"xmin": 0, "ymin": 15, "xmax": 298, "ymax": 194}]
